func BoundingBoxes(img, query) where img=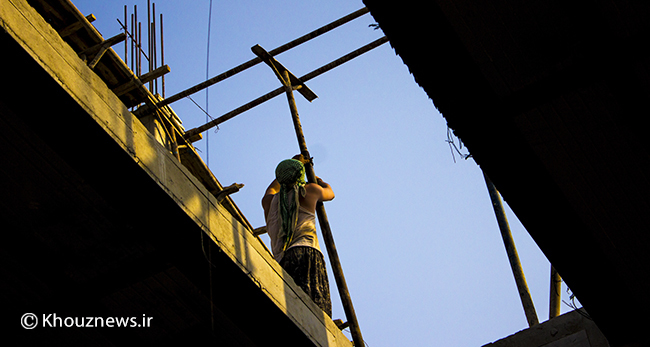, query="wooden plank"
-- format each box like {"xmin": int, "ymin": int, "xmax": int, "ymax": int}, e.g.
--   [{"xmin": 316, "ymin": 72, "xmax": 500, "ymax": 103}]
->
[
  {"xmin": 139, "ymin": 64, "xmax": 170, "ymax": 84},
  {"xmin": 112, "ymin": 65, "xmax": 170, "ymax": 97},
  {"xmin": 58, "ymin": 13, "xmax": 96, "ymax": 37},
  {"xmin": 251, "ymin": 44, "xmax": 318, "ymax": 102},
  {"xmin": 252, "ymin": 226, "xmax": 268, "ymax": 236},
  {"xmin": 79, "ymin": 32, "xmax": 125, "ymax": 58}
]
